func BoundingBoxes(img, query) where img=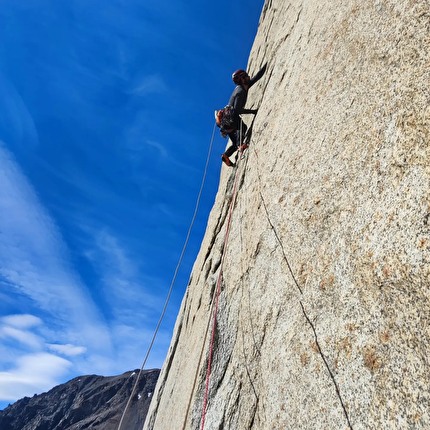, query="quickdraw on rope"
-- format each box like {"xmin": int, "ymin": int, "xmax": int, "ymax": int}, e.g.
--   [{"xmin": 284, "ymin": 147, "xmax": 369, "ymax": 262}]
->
[
  {"xmin": 116, "ymin": 124, "xmax": 217, "ymax": 430},
  {"xmin": 200, "ymin": 119, "xmax": 246, "ymax": 430}
]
